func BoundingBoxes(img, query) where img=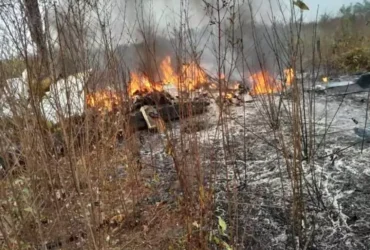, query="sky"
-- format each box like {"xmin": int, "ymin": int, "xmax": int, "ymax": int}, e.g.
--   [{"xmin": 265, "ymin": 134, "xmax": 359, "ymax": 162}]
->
[
  {"xmin": 54, "ymin": 0, "xmax": 359, "ymax": 55},
  {"xmin": 303, "ymin": 0, "xmax": 357, "ymax": 20},
  {"xmin": 0, "ymin": 0, "xmax": 359, "ymax": 59},
  {"xmin": 121, "ymin": 0, "xmax": 359, "ymax": 32}
]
